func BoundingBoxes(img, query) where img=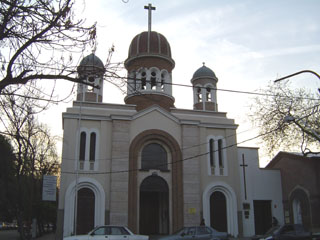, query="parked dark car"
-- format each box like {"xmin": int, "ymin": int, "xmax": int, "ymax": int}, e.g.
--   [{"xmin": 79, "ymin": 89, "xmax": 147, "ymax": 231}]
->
[
  {"xmin": 251, "ymin": 224, "xmax": 312, "ymax": 240},
  {"xmin": 158, "ymin": 226, "xmax": 228, "ymax": 240}
]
